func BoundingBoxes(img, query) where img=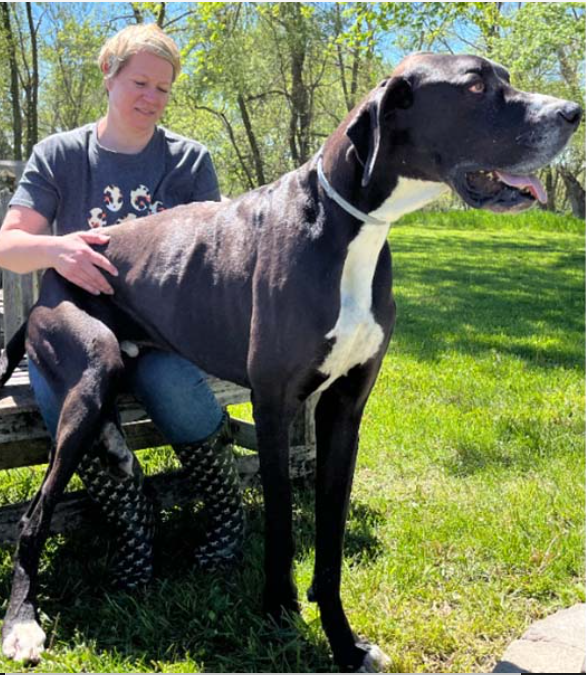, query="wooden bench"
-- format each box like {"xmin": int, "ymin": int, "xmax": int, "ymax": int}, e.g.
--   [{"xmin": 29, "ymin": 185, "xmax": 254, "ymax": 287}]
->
[{"xmin": 0, "ymin": 183, "xmax": 317, "ymax": 544}]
